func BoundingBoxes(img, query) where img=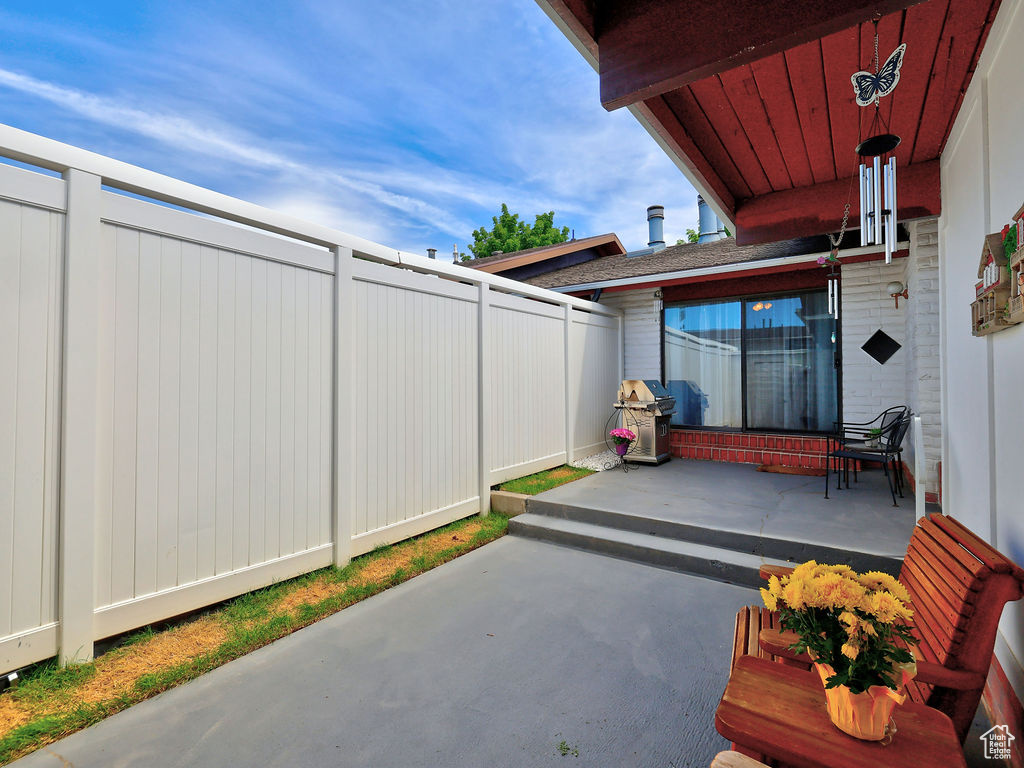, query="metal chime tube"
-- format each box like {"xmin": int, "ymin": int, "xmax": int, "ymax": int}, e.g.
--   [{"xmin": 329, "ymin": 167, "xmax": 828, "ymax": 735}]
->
[
  {"xmin": 828, "ymin": 278, "xmax": 834, "ymax": 315},
  {"xmin": 888, "ymin": 156, "xmax": 897, "ymax": 261},
  {"xmin": 872, "ymin": 155, "xmax": 882, "ymax": 246},
  {"xmin": 883, "ymin": 160, "xmax": 893, "ymax": 263},
  {"xmin": 859, "ymin": 163, "xmax": 868, "ymax": 246},
  {"xmin": 864, "ymin": 163, "xmax": 874, "ymax": 244}
]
